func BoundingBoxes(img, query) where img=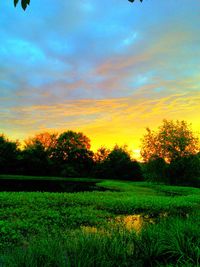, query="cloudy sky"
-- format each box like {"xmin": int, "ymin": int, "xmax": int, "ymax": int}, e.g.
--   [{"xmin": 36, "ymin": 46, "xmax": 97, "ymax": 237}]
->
[{"xmin": 0, "ymin": 0, "xmax": 200, "ymax": 157}]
